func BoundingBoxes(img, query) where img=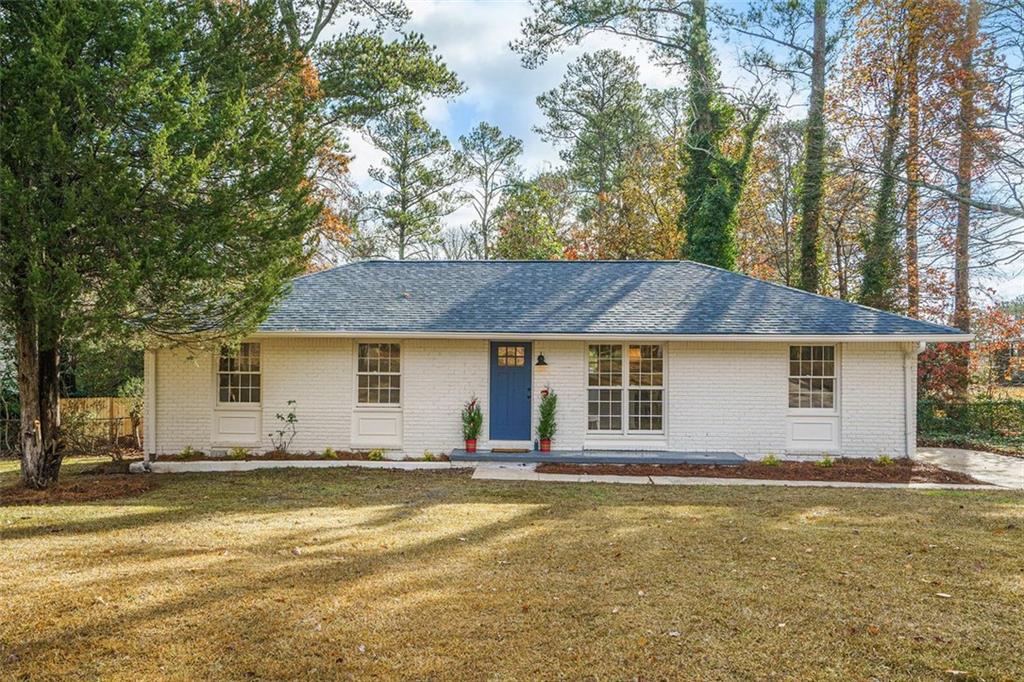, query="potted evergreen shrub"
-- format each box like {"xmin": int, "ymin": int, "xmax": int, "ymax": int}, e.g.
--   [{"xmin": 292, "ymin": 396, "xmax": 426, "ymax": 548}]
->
[
  {"xmin": 537, "ymin": 388, "xmax": 557, "ymax": 452},
  {"xmin": 461, "ymin": 397, "xmax": 483, "ymax": 453}
]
